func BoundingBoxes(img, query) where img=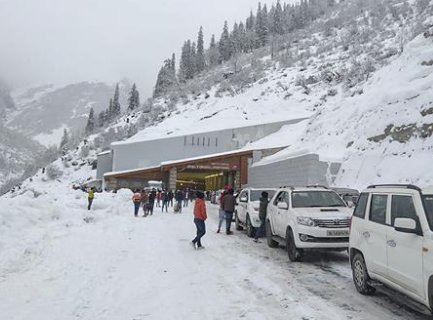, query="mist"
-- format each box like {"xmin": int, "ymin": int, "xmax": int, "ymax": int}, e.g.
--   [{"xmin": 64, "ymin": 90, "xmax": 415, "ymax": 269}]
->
[{"xmin": 0, "ymin": 0, "xmax": 292, "ymax": 97}]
